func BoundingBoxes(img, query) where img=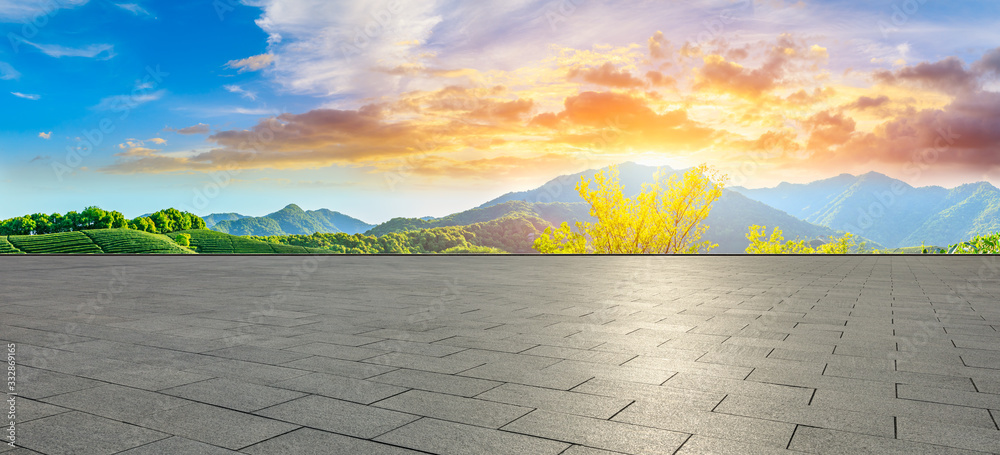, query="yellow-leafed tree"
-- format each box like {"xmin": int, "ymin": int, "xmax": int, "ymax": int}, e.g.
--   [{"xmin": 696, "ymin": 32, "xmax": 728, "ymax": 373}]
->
[
  {"xmin": 533, "ymin": 164, "xmax": 725, "ymax": 254},
  {"xmin": 745, "ymin": 225, "xmax": 868, "ymax": 254}
]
